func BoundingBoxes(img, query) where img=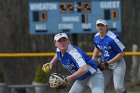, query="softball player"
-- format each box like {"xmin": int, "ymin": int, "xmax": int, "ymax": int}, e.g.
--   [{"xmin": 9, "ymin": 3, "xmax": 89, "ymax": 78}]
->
[
  {"xmin": 43, "ymin": 33, "xmax": 104, "ymax": 93},
  {"xmin": 92, "ymin": 19, "xmax": 127, "ymax": 93}
]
